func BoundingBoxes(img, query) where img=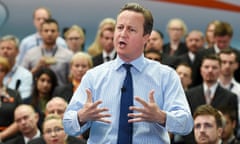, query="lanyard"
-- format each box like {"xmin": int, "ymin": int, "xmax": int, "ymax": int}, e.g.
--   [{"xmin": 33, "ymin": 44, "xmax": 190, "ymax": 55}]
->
[{"xmin": 41, "ymin": 46, "xmax": 58, "ymax": 57}]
